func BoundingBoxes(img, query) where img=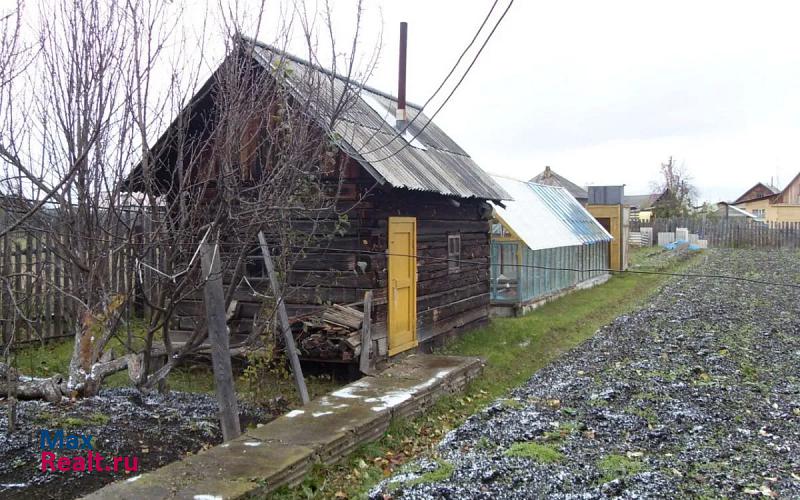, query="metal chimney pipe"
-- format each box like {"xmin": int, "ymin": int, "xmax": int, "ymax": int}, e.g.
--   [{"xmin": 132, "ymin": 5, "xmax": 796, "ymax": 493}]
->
[{"xmin": 396, "ymin": 22, "xmax": 408, "ymax": 131}]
